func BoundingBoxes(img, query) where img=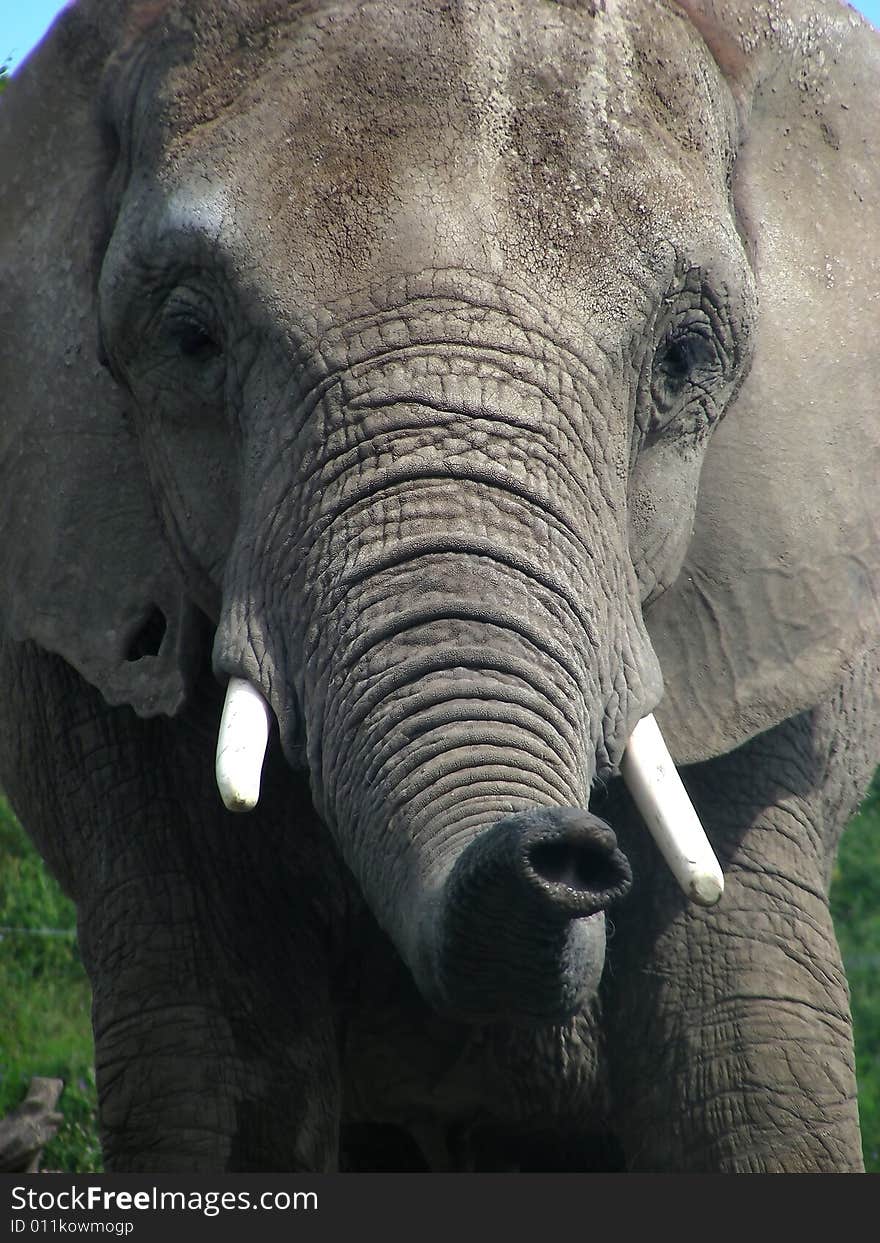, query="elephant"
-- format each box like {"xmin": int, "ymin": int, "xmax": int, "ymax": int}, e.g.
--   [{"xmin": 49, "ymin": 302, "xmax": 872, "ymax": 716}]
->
[{"xmin": 0, "ymin": 0, "xmax": 878, "ymax": 1173}]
